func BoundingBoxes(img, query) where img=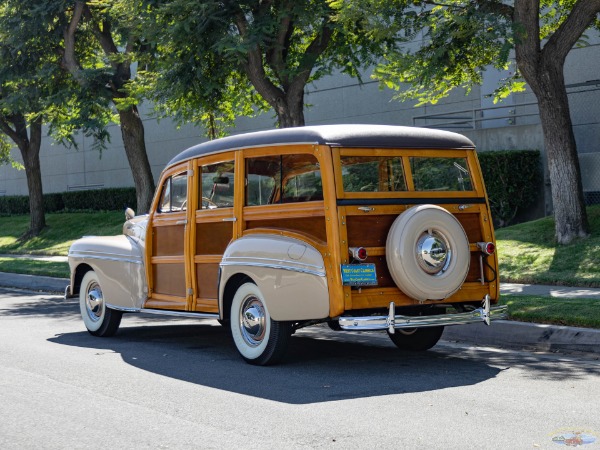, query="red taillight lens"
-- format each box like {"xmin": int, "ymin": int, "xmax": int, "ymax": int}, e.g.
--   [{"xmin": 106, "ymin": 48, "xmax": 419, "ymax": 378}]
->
[
  {"xmin": 349, "ymin": 246, "xmax": 368, "ymax": 261},
  {"xmin": 477, "ymin": 242, "xmax": 495, "ymax": 255}
]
